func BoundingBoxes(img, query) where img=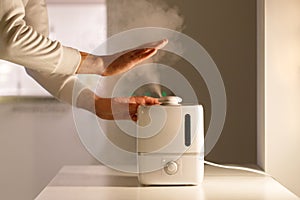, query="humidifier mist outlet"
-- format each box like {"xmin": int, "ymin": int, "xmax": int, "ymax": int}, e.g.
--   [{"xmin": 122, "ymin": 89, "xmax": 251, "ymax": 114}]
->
[{"xmin": 158, "ymin": 96, "xmax": 182, "ymax": 105}]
